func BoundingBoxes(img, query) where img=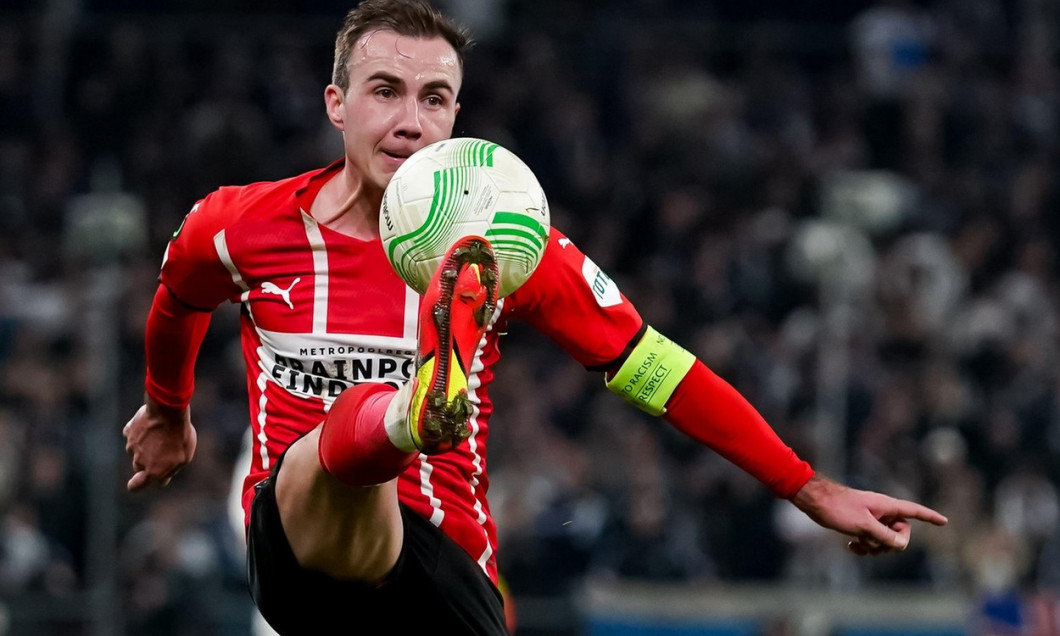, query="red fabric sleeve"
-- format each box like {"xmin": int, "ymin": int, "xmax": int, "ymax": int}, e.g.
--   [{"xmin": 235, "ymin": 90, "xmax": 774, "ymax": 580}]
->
[
  {"xmin": 509, "ymin": 230, "xmax": 643, "ymax": 369},
  {"xmin": 663, "ymin": 360, "xmax": 814, "ymax": 498},
  {"xmin": 144, "ymin": 284, "xmax": 212, "ymax": 409},
  {"xmin": 160, "ymin": 191, "xmax": 244, "ymax": 310}
]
